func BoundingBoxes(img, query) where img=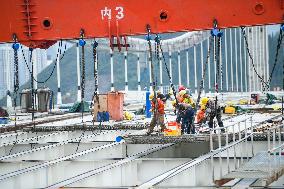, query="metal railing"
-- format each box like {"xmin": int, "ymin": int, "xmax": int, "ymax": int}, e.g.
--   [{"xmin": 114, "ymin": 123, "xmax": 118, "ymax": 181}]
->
[
  {"xmin": 267, "ymin": 124, "xmax": 284, "ymax": 178},
  {"xmin": 210, "ymin": 116, "xmax": 253, "ymax": 181}
]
